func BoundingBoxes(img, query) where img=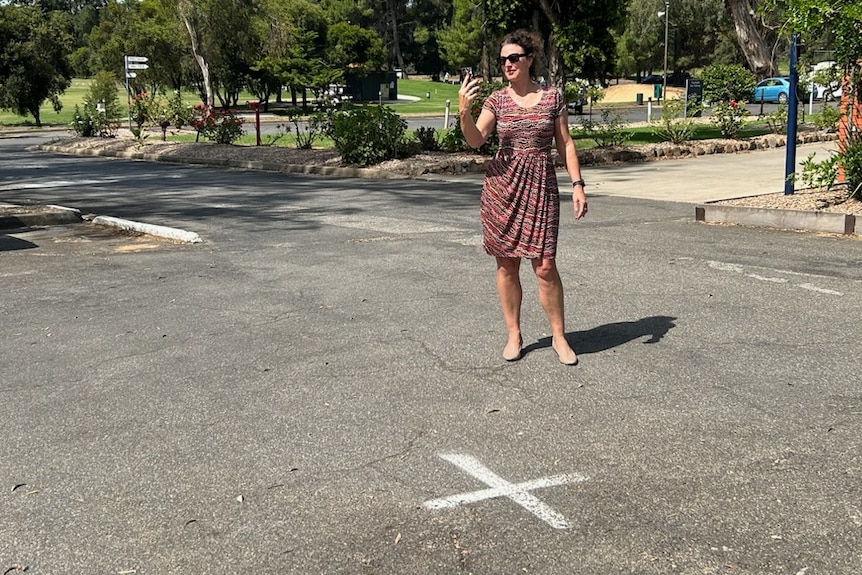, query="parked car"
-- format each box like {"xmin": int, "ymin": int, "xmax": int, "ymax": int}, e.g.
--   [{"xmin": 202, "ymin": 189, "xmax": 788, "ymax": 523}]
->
[
  {"xmin": 639, "ymin": 74, "xmax": 665, "ymax": 84},
  {"xmin": 752, "ymin": 77, "xmax": 792, "ymax": 103},
  {"xmin": 804, "ymin": 61, "xmax": 843, "ymax": 101},
  {"xmin": 638, "ymin": 72, "xmax": 690, "ymax": 87}
]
